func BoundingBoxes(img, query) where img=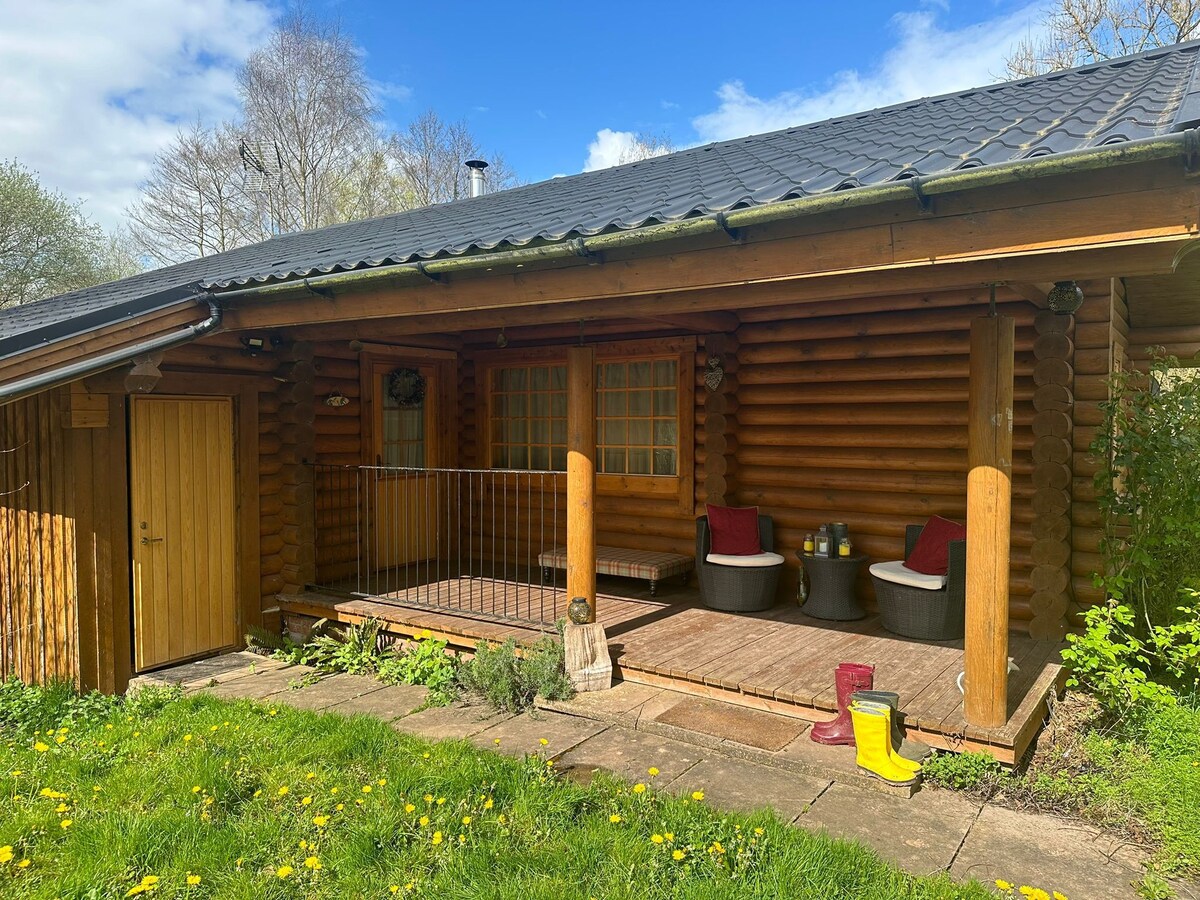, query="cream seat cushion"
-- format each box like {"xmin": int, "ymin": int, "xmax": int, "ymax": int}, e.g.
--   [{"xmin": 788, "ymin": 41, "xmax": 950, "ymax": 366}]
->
[
  {"xmin": 869, "ymin": 560, "xmax": 946, "ymax": 591},
  {"xmin": 705, "ymin": 551, "xmax": 786, "ymax": 568}
]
